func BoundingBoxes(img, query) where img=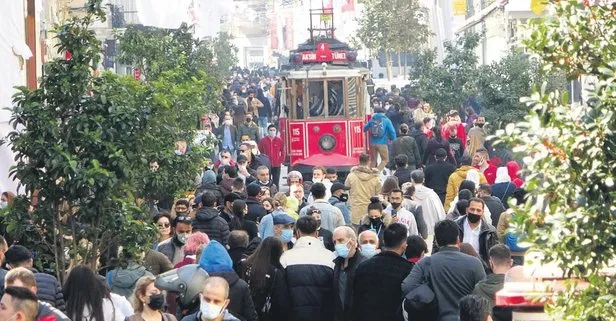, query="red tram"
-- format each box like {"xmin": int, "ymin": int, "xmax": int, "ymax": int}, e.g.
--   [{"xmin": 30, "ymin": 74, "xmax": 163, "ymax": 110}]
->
[{"xmin": 278, "ymin": 8, "xmax": 372, "ymax": 179}]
